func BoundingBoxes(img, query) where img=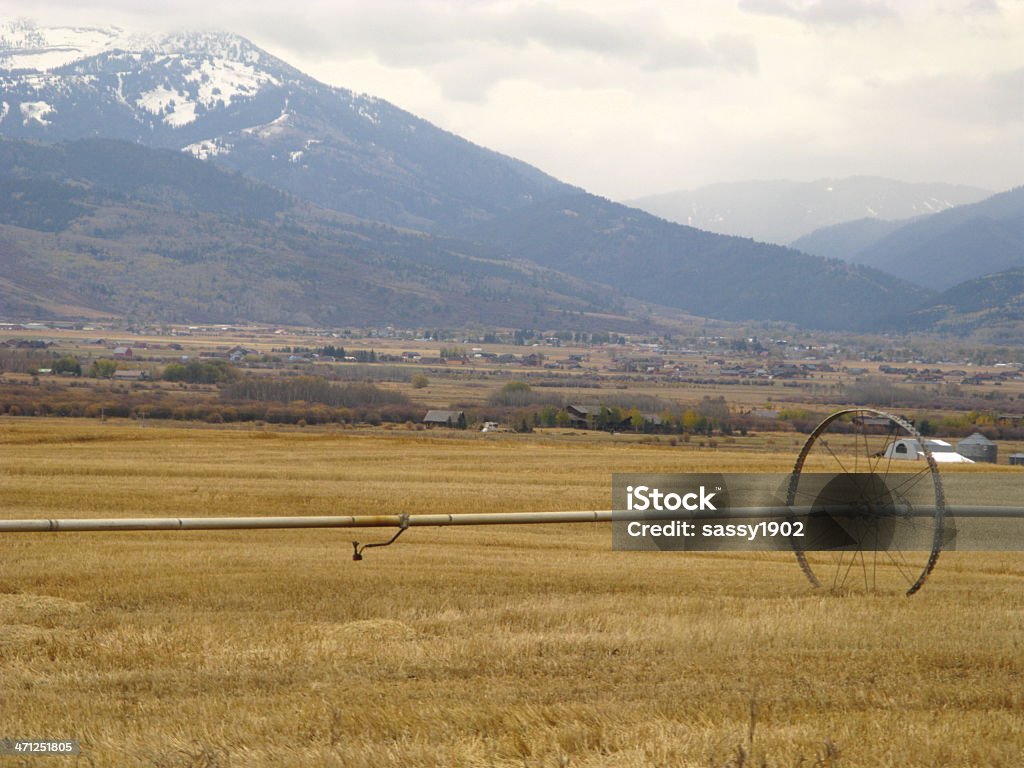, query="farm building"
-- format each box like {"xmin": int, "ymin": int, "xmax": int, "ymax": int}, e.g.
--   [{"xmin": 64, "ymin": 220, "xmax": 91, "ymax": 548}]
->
[
  {"xmin": 880, "ymin": 438, "xmax": 974, "ymax": 463},
  {"xmin": 565, "ymin": 405, "xmax": 636, "ymax": 431},
  {"xmin": 112, "ymin": 370, "xmax": 149, "ymax": 381},
  {"xmin": 566, "ymin": 404, "xmax": 602, "ymax": 429},
  {"xmin": 1009, "ymin": 453, "xmax": 1024, "ymax": 466},
  {"xmin": 423, "ymin": 410, "xmax": 465, "ymax": 428},
  {"xmin": 956, "ymin": 433, "xmax": 998, "ymax": 463}
]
